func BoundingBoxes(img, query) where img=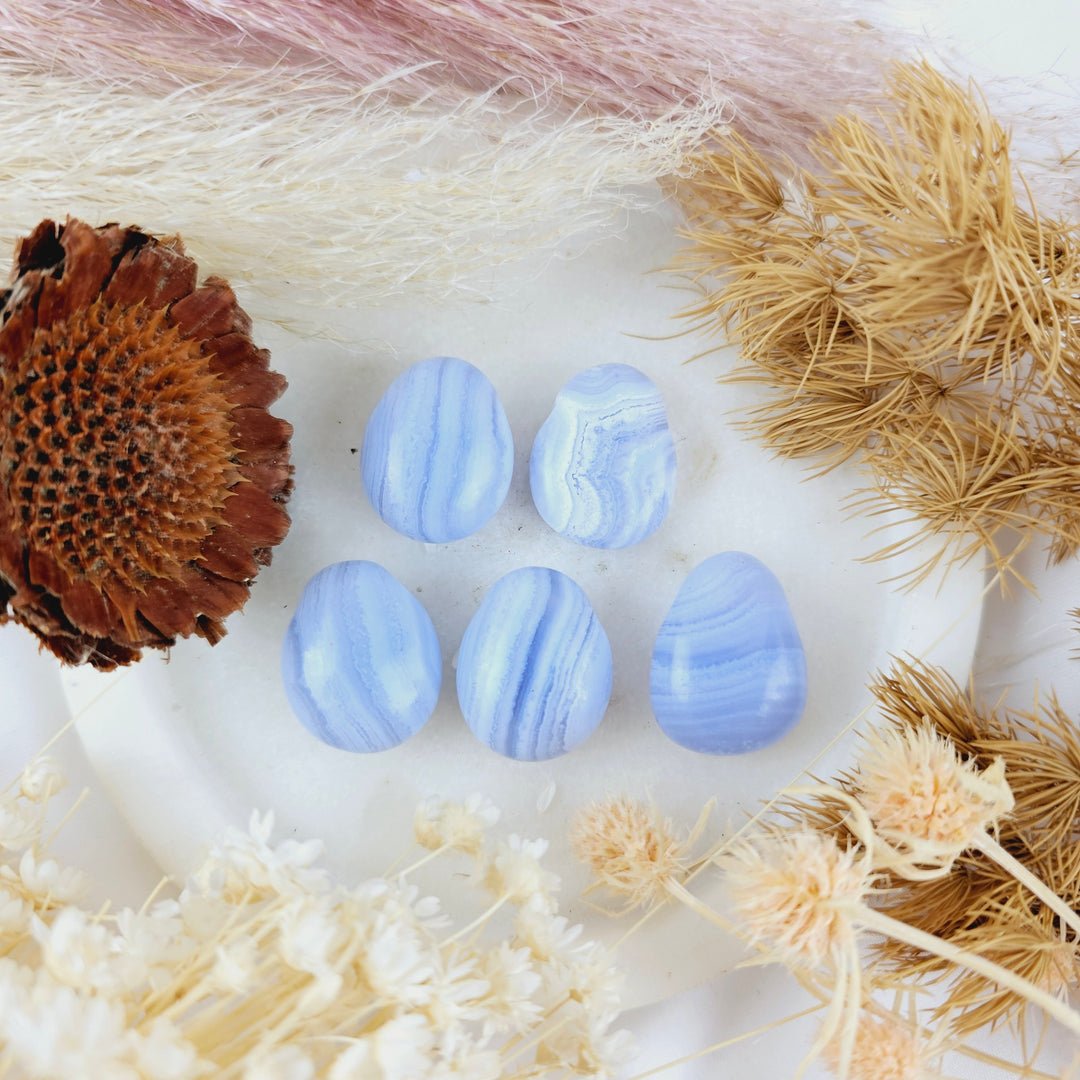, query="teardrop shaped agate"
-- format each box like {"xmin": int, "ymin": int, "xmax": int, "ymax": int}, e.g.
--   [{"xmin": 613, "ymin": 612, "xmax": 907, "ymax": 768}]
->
[
  {"xmin": 650, "ymin": 552, "xmax": 807, "ymax": 754},
  {"xmin": 282, "ymin": 561, "xmax": 442, "ymax": 752},
  {"xmin": 457, "ymin": 566, "xmax": 612, "ymax": 761},
  {"xmin": 362, "ymin": 356, "xmax": 513, "ymax": 543},
  {"xmin": 530, "ymin": 363, "xmax": 676, "ymax": 548}
]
